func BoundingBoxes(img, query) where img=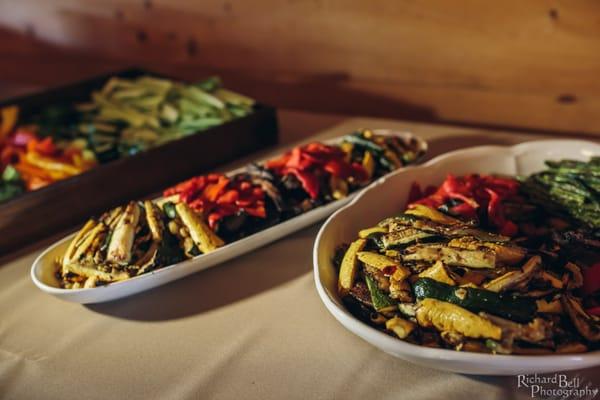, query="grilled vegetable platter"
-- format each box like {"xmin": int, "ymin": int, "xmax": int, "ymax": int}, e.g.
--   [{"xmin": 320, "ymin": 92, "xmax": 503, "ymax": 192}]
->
[
  {"xmin": 32, "ymin": 129, "xmax": 426, "ymax": 302},
  {"xmin": 0, "ymin": 75, "xmax": 254, "ymax": 204},
  {"xmin": 333, "ymin": 157, "xmax": 600, "ymax": 356}
]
